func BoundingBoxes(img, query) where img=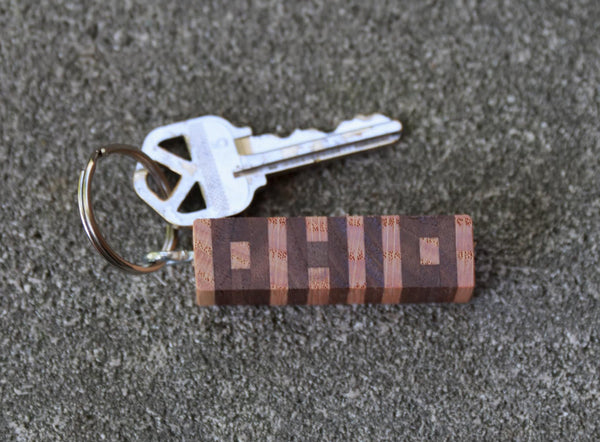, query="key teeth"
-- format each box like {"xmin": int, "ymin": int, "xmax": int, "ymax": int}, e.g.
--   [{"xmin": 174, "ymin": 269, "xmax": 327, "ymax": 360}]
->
[
  {"xmin": 249, "ymin": 128, "xmax": 328, "ymax": 154},
  {"xmin": 245, "ymin": 114, "xmax": 401, "ymax": 156},
  {"xmin": 334, "ymin": 113, "xmax": 394, "ymax": 133},
  {"xmin": 352, "ymin": 113, "xmax": 387, "ymax": 120},
  {"xmin": 254, "ymin": 114, "xmax": 396, "ymax": 142},
  {"xmin": 280, "ymin": 128, "xmax": 326, "ymax": 140},
  {"xmin": 290, "ymin": 113, "xmax": 394, "ymax": 135}
]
